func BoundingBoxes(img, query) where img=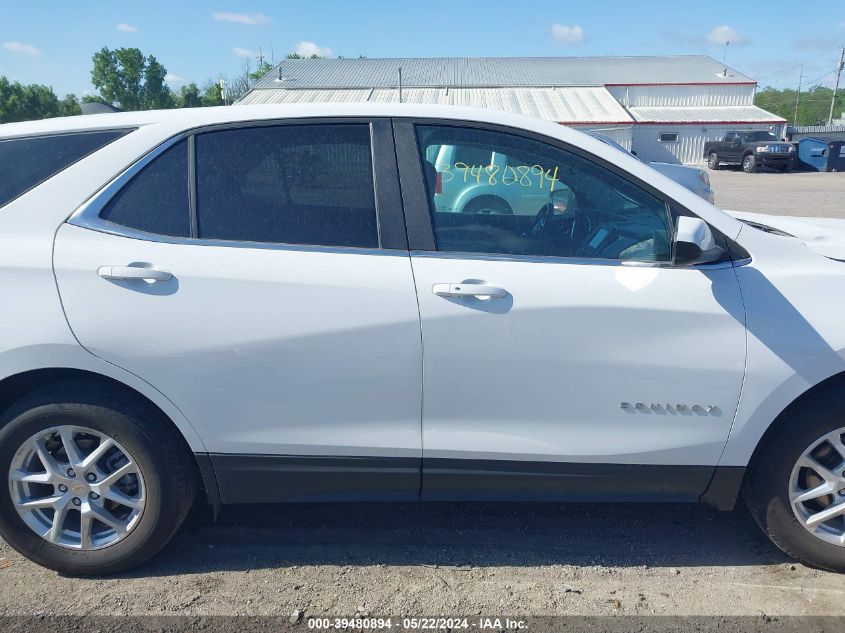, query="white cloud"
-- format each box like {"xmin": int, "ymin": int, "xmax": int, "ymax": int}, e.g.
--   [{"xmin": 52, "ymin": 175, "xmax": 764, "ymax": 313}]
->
[
  {"xmin": 232, "ymin": 47, "xmax": 257, "ymax": 58},
  {"xmin": 706, "ymin": 25, "xmax": 748, "ymax": 46},
  {"xmin": 213, "ymin": 12, "xmax": 270, "ymax": 25},
  {"xmin": 164, "ymin": 73, "xmax": 187, "ymax": 84},
  {"xmin": 551, "ymin": 24, "xmax": 584, "ymax": 44},
  {"xmin": 294, "ymin": 41, "xmax": 333, "ymax": 57},
  {"xmin": 116, "ymin": 23, "xmax": 138, "ymax": 33},
  {"xmin": 2, "ymin": 41, "xmax": 40, "ymax": 56}
]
